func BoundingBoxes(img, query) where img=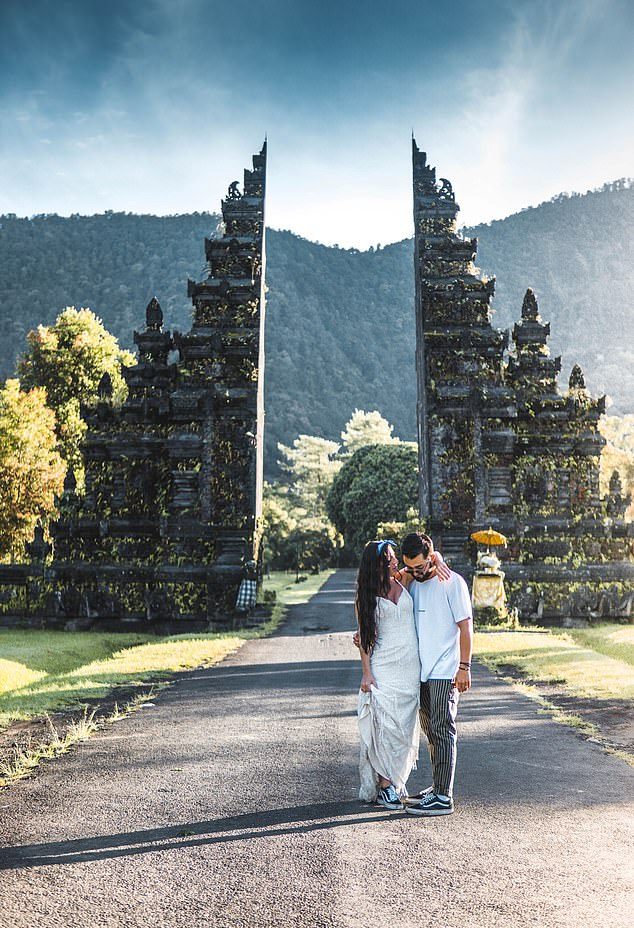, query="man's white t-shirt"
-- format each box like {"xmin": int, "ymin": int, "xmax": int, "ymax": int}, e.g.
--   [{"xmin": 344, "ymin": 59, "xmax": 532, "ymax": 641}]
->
[{"xmin": 409, "ymin": 572, "xmax": 472, "ymax": 682}]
